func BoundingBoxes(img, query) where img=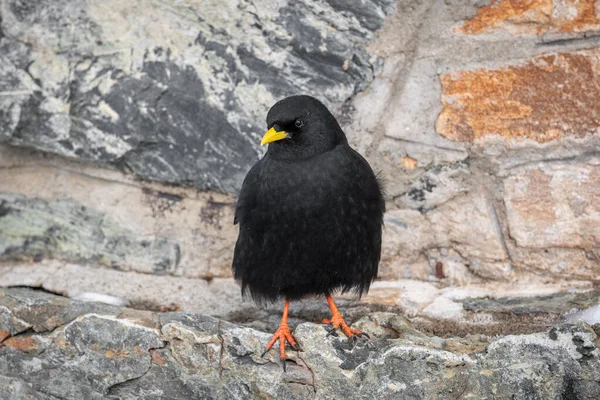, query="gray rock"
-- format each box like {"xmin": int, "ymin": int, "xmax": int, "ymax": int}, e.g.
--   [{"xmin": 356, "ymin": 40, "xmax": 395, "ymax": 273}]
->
[
  {"xmin": 0, "ymin": 306, "xmax": 31, "ymax": 340},
  {"xmin": 6, "ymin": 260, "xmax": 600, "ymax": 340},
  {"xmin": 0, "ymin": 194, "xmax": 180, "ymax": 275},
  {"xmin": 0, "ymin": 376, "xmax": 61, "ymax": 400},
  {"xmin": 0, "ymin": 146, "xmax": 239, "ymax": 279},
  {"xmin": 566, "ymin": 304, "xmax": 600, "ymax": 326},
  {"xmin": 394, "ymin": 160, "xmax": 471, "ymax": 212},
  {"xmin": 0, "ymin": 287, "xmax": 119, "ymax": 333},
  {"xmin": 474, "ymin": 324, "xmax": 600, "ymax": 399},
  {"xmin": 1, "ymin": 288, "xmax": 599, "ymax": 400},
  {"xmin": 0, "ymin": 0, "xmax": 395, "ymax": 193},
  {"xmin": 462, "ymin": 291, "xmax": 600, "ymax": 315}
]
